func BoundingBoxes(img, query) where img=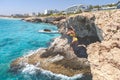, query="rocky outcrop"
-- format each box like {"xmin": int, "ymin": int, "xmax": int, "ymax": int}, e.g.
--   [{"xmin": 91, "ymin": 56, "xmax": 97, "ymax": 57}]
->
[
  {"xmin": 10, "ymin": 37, "xmax": 91, "ymax": 77},
  {"xmin": 87, "ymin": 10, "xmax": 120, "ymax": 80},
  {"xmin": 22, "ymin": 16, "xmax": 66, "ymax": 25},
  {"xmin": 11, "ymin": 14, "xmax": 98, "ymax": 77},
  {"xmin": 11, "ymin": 10, "xmax": 120, "ymax": 80}
]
